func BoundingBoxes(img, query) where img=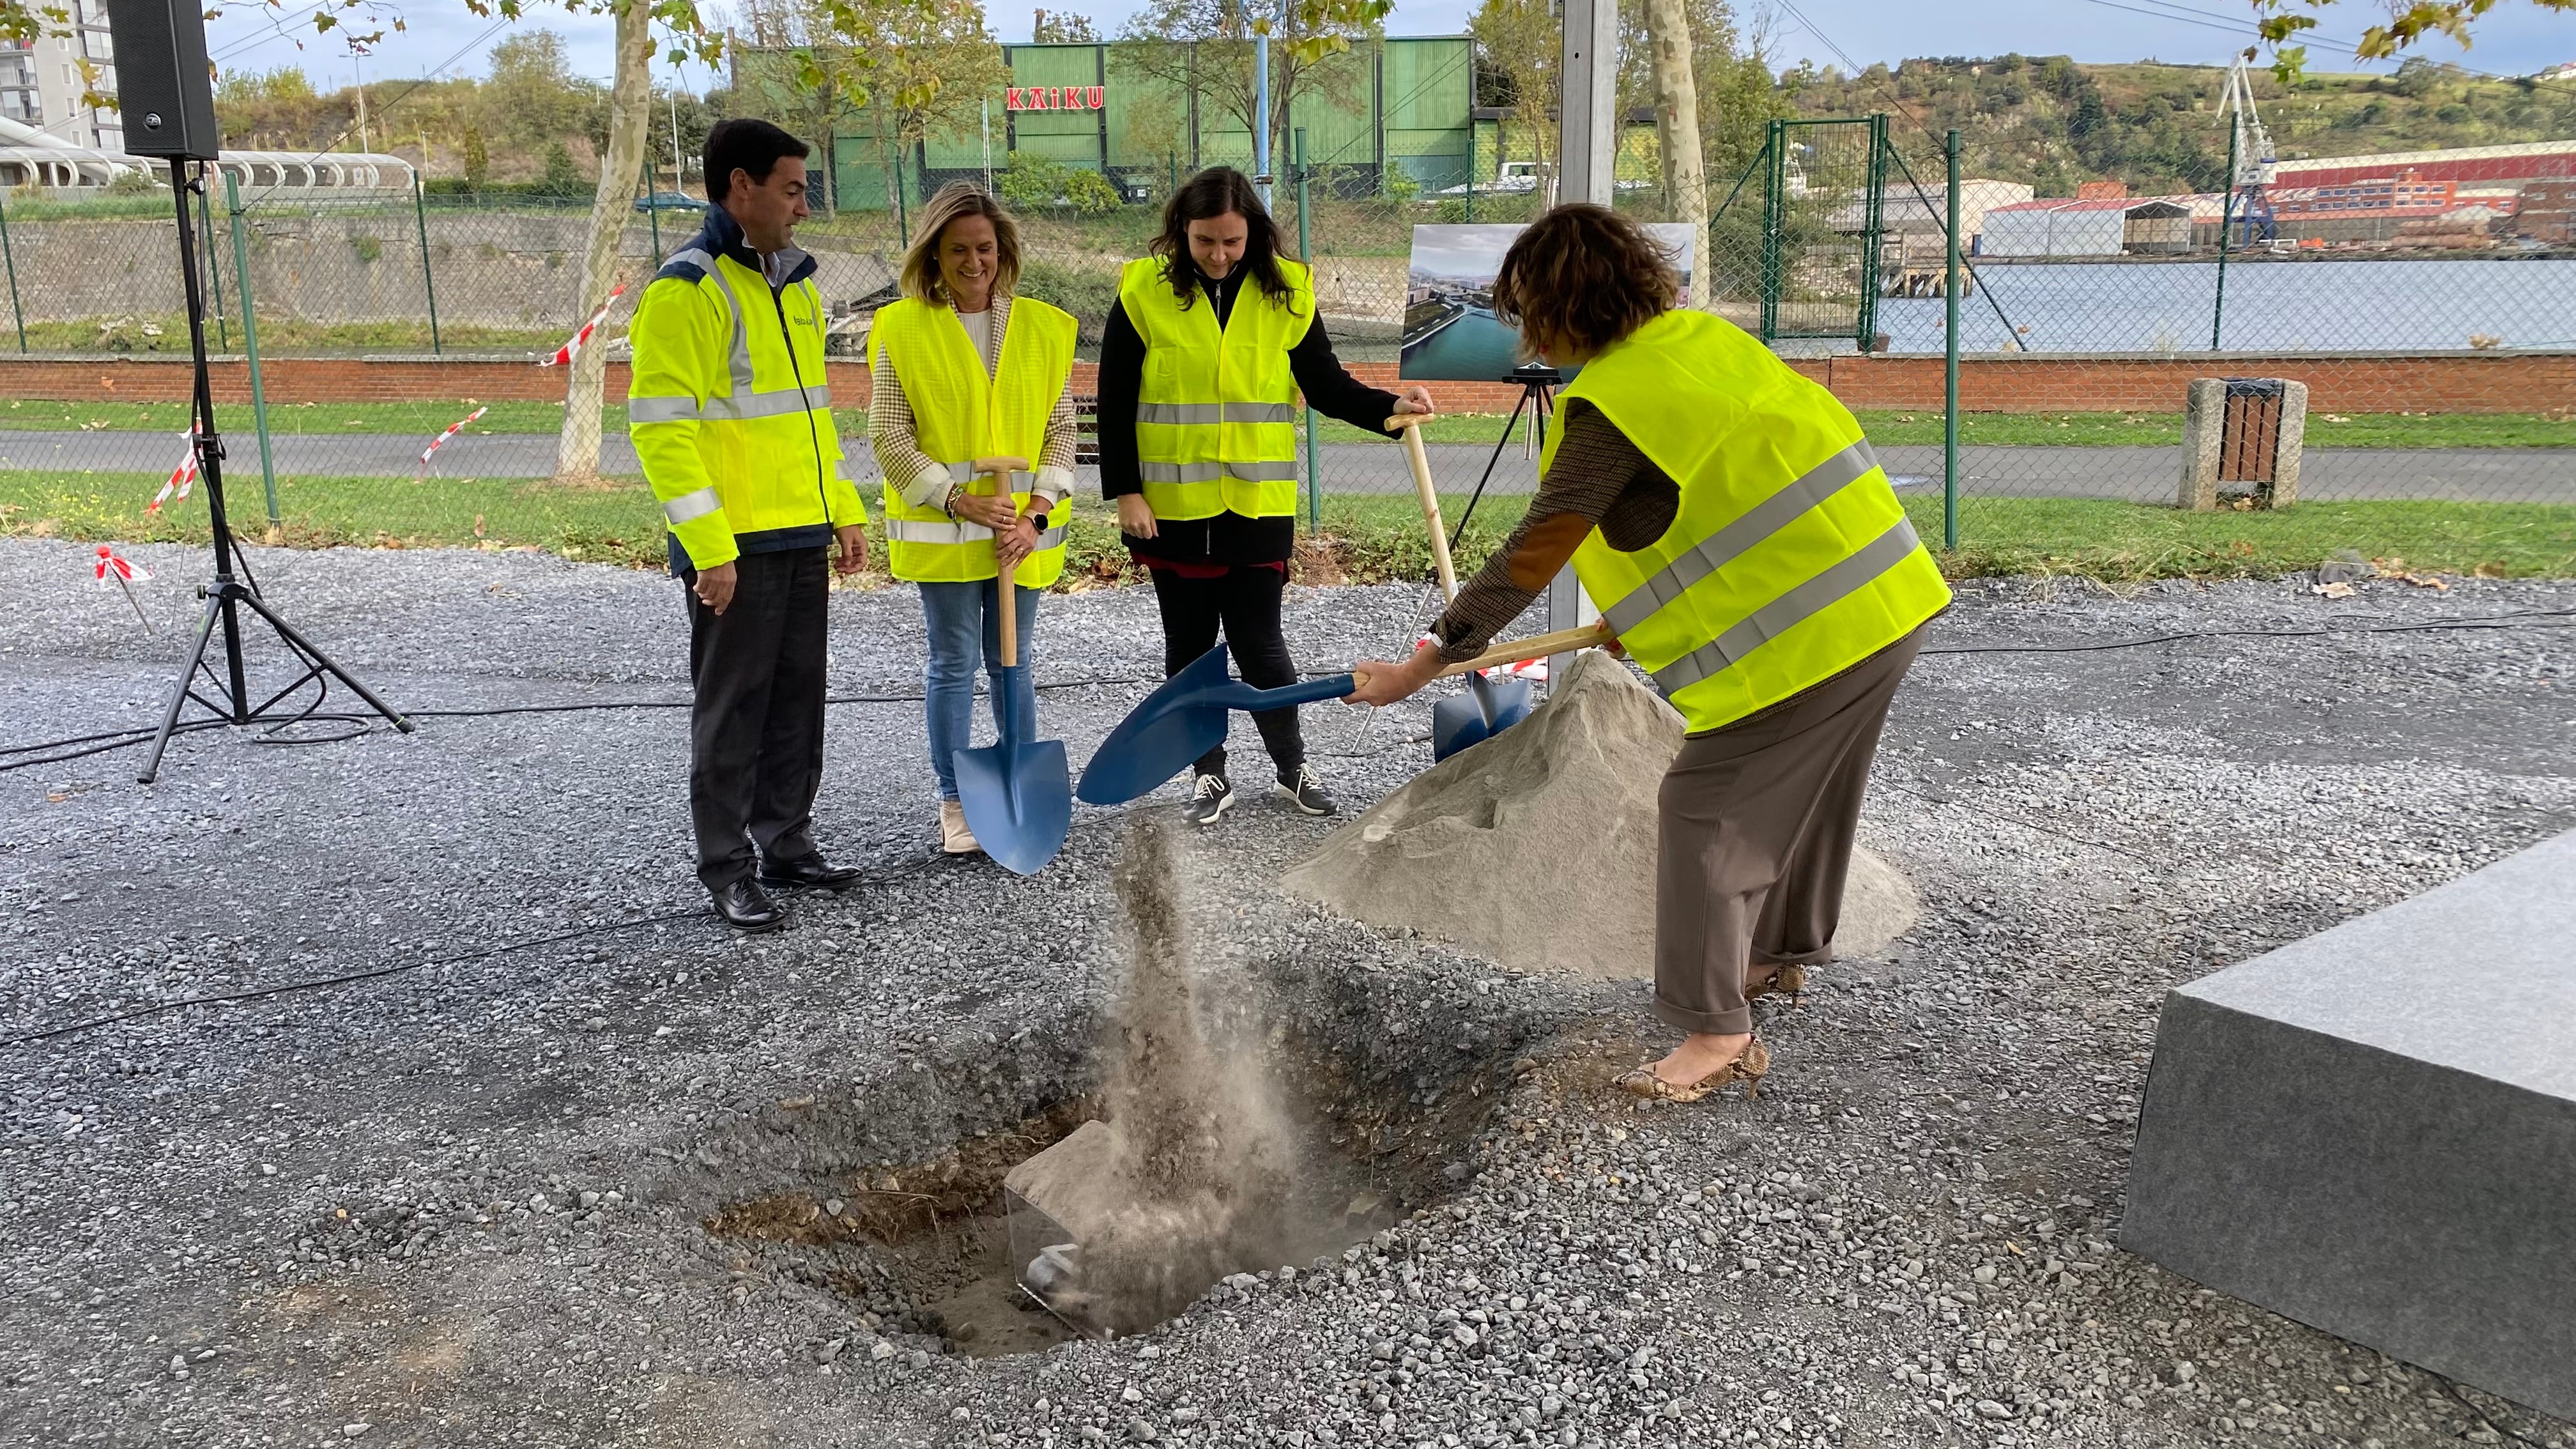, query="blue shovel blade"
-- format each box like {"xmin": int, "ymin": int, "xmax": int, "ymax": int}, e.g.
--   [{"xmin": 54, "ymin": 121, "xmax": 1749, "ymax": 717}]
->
[
  {"xmin": 1078, "ymin": 644, "xmax": 1360, "ymax": 805},
  {"xmin": 1430, "ymin": 672, "xmax": 1535, "ymax": 762},
  {"xmin": 954, "ymin": 737, "xmax": 1073, "ymax": 876}
]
